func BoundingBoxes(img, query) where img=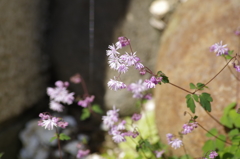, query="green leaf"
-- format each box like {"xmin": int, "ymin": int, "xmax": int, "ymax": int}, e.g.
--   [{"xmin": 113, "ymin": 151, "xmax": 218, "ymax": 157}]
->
[
  {"xmin": 202, "ymin": 140, "xmax": 215, "ymax": 154},
  {"xmin": 222, "ymin": 153, "xmax": 234, "ymax": 159},
  {"xmin": 220, "ymin": 103, "xmax": 236, "ymax": 128},
  {"xmin": 220, "ymin": 115, "xmax": 233, "ymax": 128},
  {"xmin": 189, "ymin": 83, "xmax": 196, "ymax": 89},
  {"xmin": 161, "ymin": 75, "xmax": 169, "ymax": 83},
  {"xmin": 215, "ymin": 134, "xmax": 226, "ymax": 151},
  {"xmin": 228, "ymin": 129, "xmax": 239, "ymax": 138},
  {"xmin": 50, "ymin": 136, "xmax": 57, "ymax": 142},
  {"xmin": 206, "ymin": 128, "xmax": 218, "ymax": 137},
  {"xmin": 192, "ymin": 94, "xmax": 199, "ymax": 102},
  {"xmin": 92, "ymin": 104, "xmax": 103, "ymax": 114},
  {"xmin": 193, "ymin": 116, "xmax": 198, "ymax": 120},
  {"xmin": 229, "ymin": 109, "xmax": 240, "ymax": 128},
  {"xmin": 157, "ymin": 71, "xmax": 169, "ymax": 83},
  {"xmin": 186, "ymin": 94, "xmax": 196, "ymax": 113},
  {"xmin": 0, "ymin": 152, "xmax": 4, "ymax": 158},
  {"xmin": 80, "ymin": 108, "xmax": 90, "ymax": 120},
  {"xmin": 199, "ymin": 93, "xmax": 213, "ymax": 112},
  {"xmin": 196, "ymin": 83, "xmax": 206, "ymax": 90},
  {"xmin": 59, "ymin": 133, "xmax": 71, "ymax": 141}
]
